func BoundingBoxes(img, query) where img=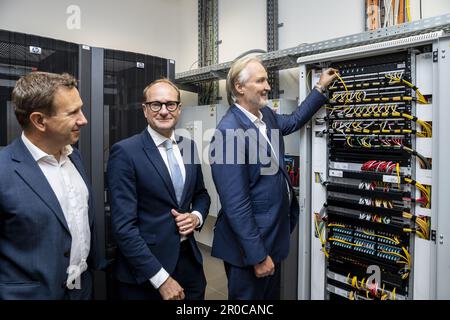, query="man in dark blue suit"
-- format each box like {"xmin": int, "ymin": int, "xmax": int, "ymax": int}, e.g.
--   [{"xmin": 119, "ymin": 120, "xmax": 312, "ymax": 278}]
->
[
  {"xmin": 0, "ymin": 72, "xmax": 101, "ymax": 299},
  {"xmin": 210, "ymin": 56, "xmax": 337, "ymax": 299},
  {"xmin": 107, "ymin": 79, "xmax": 210, "ymax": 300}
]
